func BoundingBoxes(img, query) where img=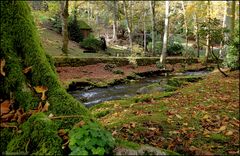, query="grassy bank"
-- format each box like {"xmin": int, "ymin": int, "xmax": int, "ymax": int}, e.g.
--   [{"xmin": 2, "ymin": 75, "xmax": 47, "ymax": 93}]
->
[{"xmin": 90, "ymin": 70, "xmax": 239, "ymax": 155}]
